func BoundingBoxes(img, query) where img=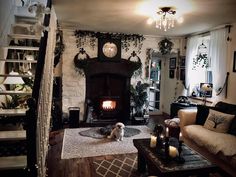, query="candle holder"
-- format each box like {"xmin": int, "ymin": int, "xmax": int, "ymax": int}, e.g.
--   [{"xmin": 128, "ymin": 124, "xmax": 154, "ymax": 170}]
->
[
  {"xmin": 177, "ymin": 140, "xmax": 185, "ymax": 163},
  {"xmin": 156, "ymin": 134, "xmax": 163, "ymax": 154},
  {"xmin": 164, "ymin": 136, "xmax": 170, "ymax": 160}
]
